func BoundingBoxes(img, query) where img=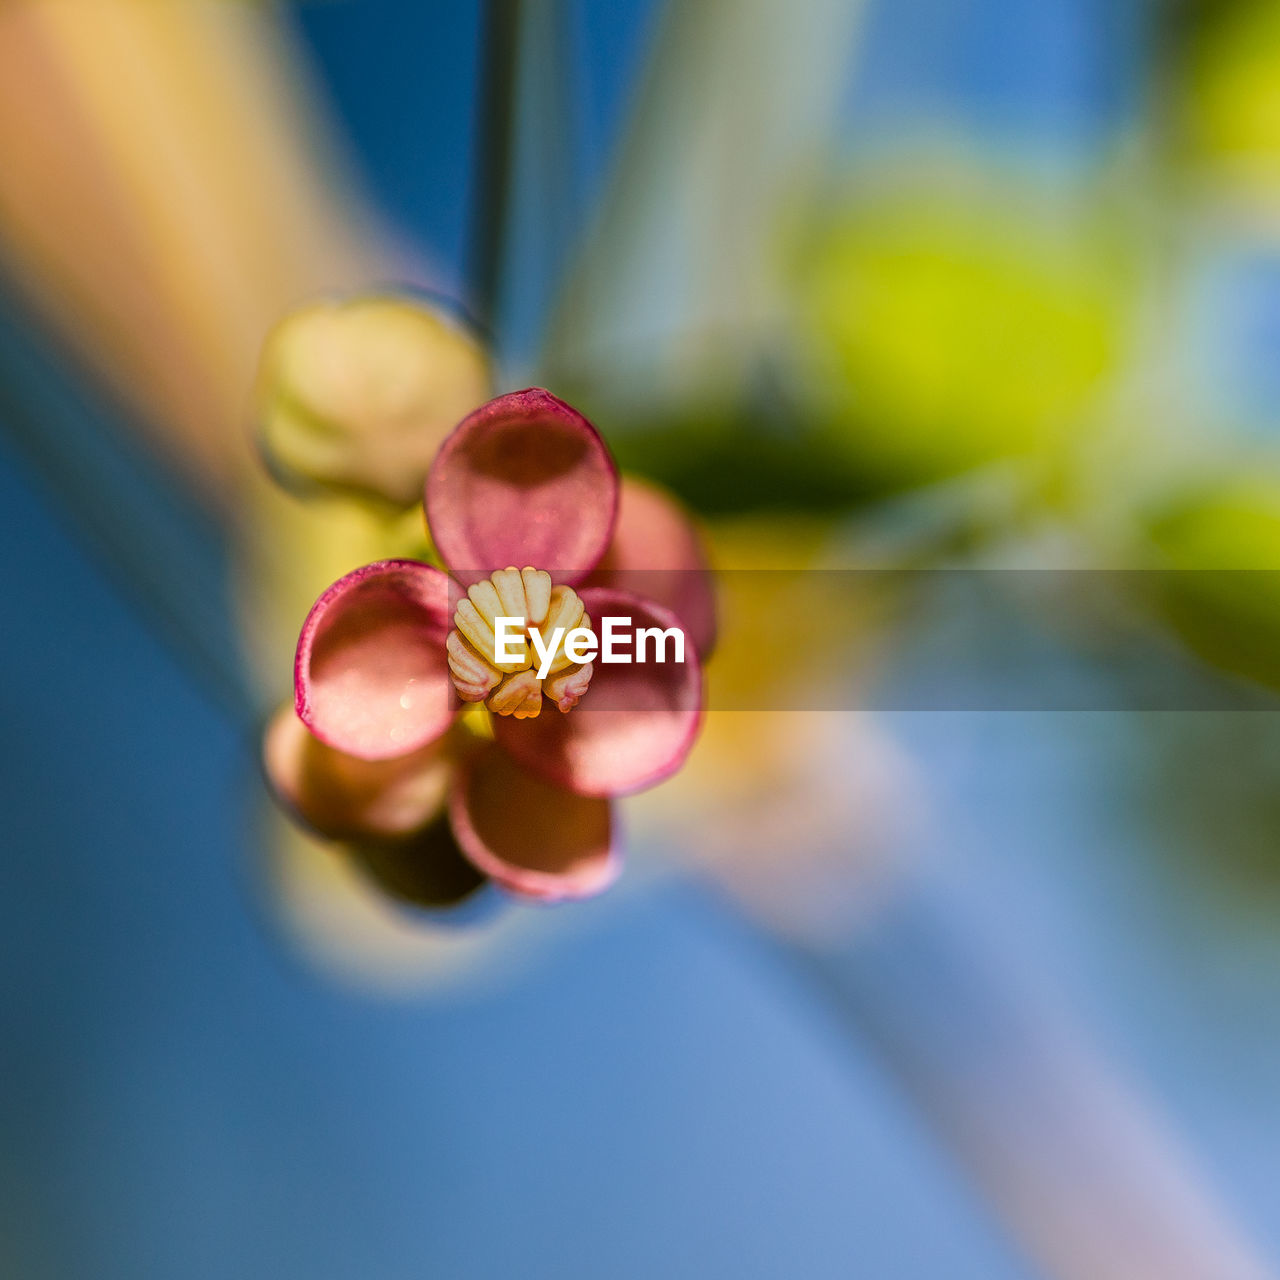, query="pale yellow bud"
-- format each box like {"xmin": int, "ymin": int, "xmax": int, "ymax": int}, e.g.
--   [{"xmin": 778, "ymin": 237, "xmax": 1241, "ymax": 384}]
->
[{"xmin": 256, "ymin": 294, "xmax": 490, "ymax": 507}]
